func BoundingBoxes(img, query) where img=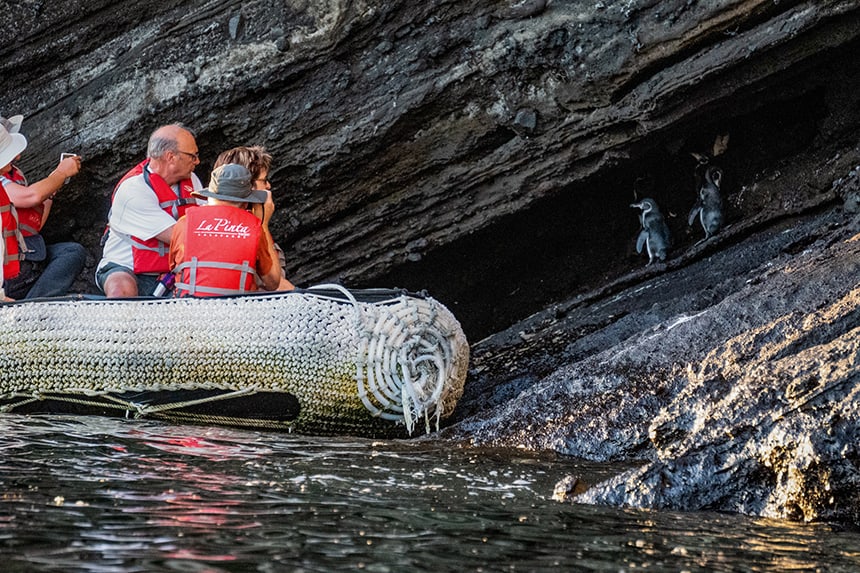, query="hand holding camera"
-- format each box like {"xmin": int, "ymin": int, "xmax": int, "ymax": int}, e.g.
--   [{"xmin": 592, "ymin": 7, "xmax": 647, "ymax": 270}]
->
[
  {"xmin": 57, "ymin": 152, "xmax": 81, "ymax": 184},
  {"xmin": 251, "ymin": 190, "xmax": 275, "ymax": 227}
]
